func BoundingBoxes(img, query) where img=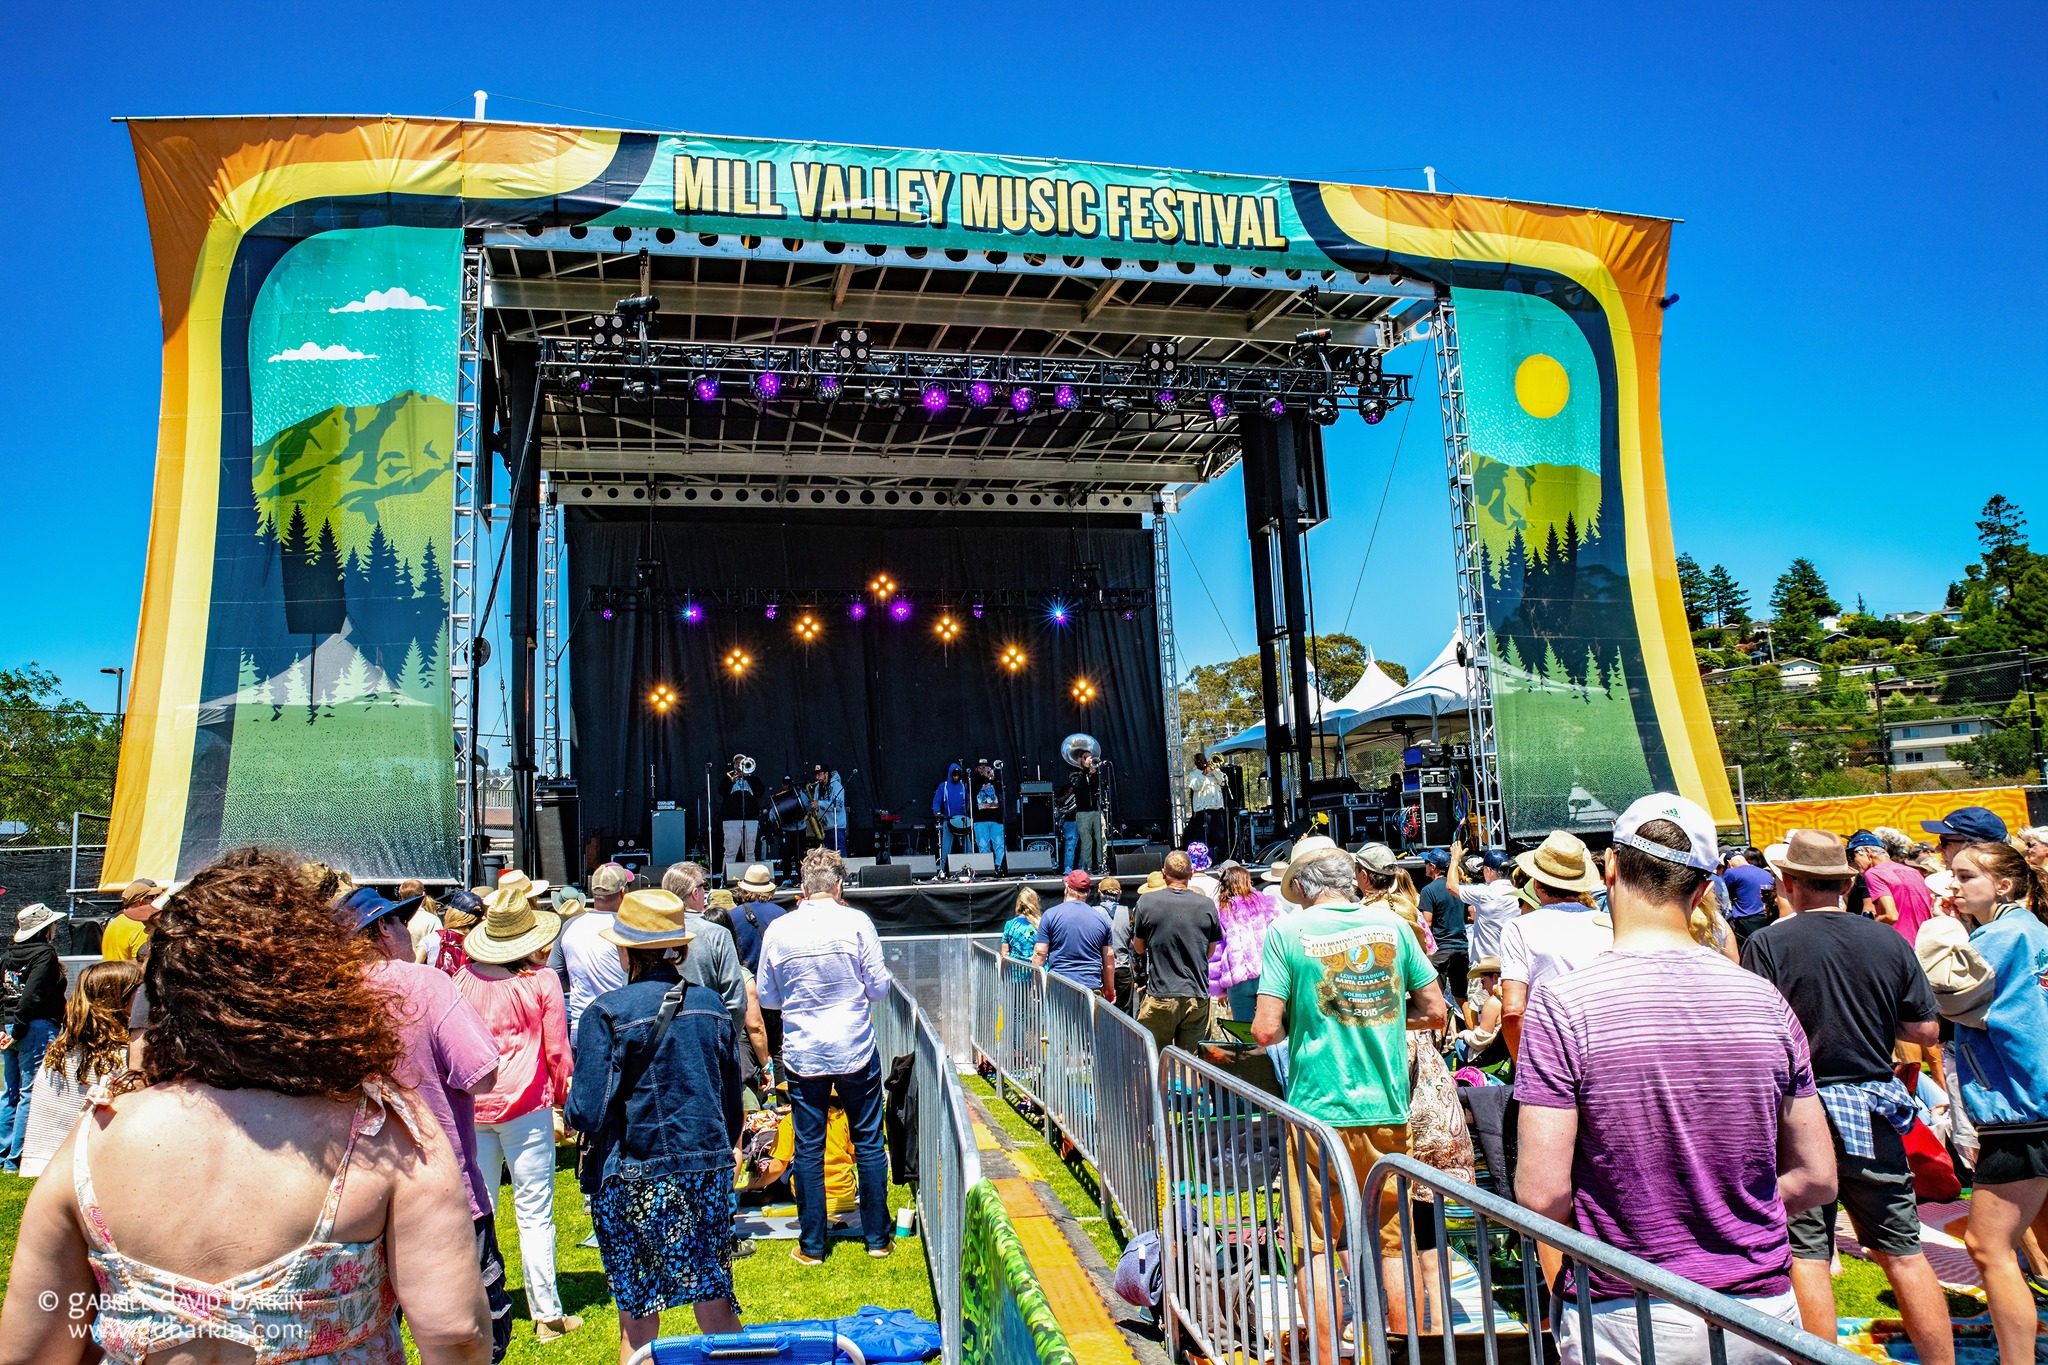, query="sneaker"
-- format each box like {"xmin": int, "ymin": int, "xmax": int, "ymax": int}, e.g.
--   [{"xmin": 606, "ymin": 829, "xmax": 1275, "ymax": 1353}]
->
[
  {"xmin": 731, "ymin": 1237, "xmax": 758, "ymax": 1260},
  {"xmin": 791, "ymin": 1248, "xmax": 826, "ymax": 1266},
  {"xmin": 868, "ymin": 1241, "xmax": 893, "ymax": 1259},
  {"xmin": 533, "ymin": 1316, "xmax": 584, "ymax": 1343}
]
